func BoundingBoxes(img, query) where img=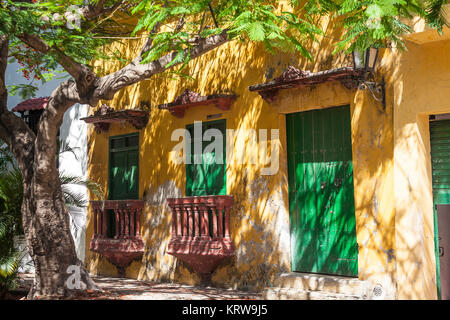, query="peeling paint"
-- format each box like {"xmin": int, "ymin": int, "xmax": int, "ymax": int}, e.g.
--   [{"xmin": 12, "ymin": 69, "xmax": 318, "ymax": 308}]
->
[{"xmin": 84, "ymin": 13, "xmax": 450, "ymax": 299}]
